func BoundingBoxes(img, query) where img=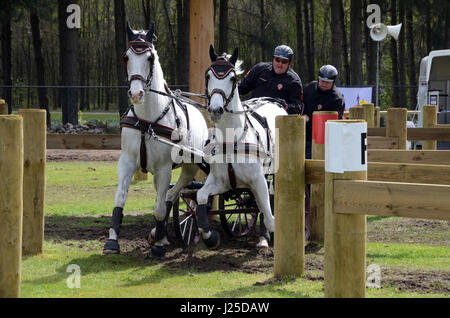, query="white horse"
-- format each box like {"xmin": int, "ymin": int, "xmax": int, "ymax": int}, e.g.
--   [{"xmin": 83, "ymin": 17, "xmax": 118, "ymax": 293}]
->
[
  {"xmin": 195, "ymin": 45, "xmax": 288, "ymax": 249},
  {"xmin": 103, "ymin": 22, "xmax": 208, "ymax": 257}
]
